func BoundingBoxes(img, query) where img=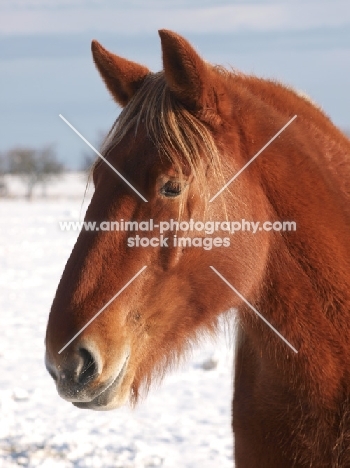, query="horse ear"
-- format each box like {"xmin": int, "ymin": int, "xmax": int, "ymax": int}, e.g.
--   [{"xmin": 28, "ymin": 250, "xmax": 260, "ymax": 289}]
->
[
  {"xmin": 158, "ymin": 29, "xmax": 214, "ymax": 112},
  {"xmin": 91, "ymin": 40, "xmax": 150, "ymax": 107}
]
